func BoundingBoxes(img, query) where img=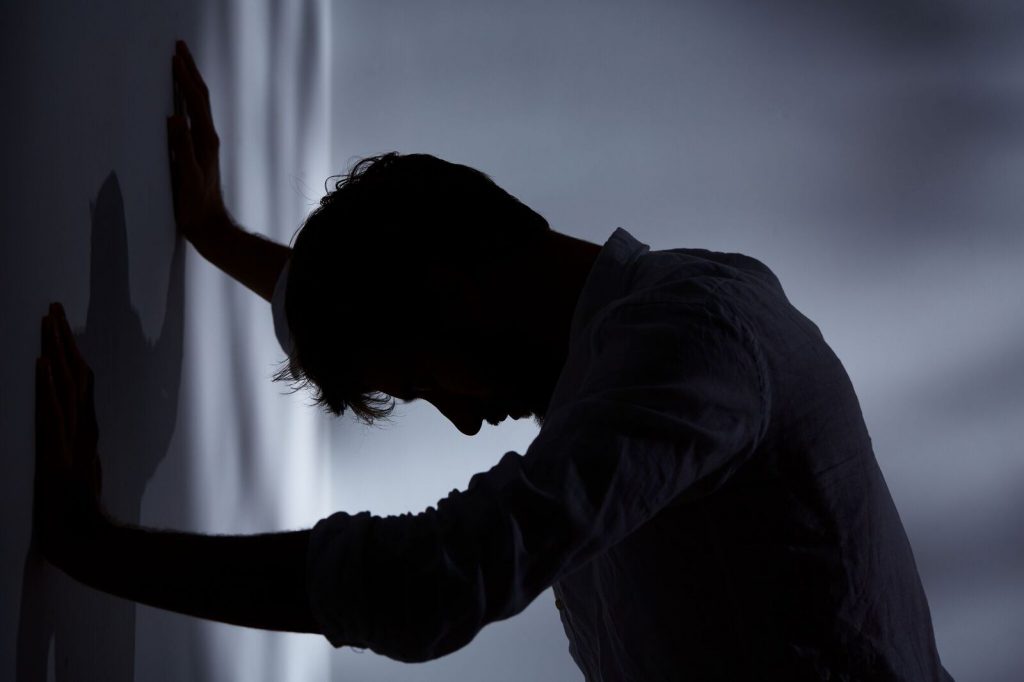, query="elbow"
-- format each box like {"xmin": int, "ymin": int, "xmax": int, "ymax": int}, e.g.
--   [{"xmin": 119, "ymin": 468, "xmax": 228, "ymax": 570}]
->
[{"xmin": 367, "ymin": 583, "xmax": 489, "ymax": 663}]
